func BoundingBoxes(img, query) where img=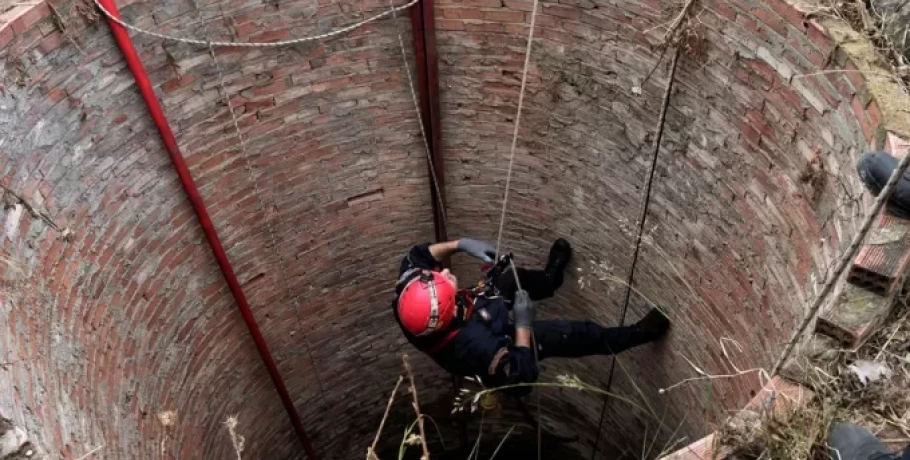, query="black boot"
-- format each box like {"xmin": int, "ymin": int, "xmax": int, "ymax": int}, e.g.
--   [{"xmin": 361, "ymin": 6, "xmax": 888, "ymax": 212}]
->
[
  {"xmin": 828, "ymin": 422, "xmax": 907, "ymax": 460},
  {"xmin": 857, "ymin": 151, "xmax": 910, "ymax": 219},
  {"xmin": 600, "ymin": 308, "xmax": 671, "ymax": 354},
  {"xmin": 543, "ymin": 238, "xmax": 572, "ymax": 291},
  {"xmin": 633, "ymin": 308, "xmax": 671, "ymax": 343},
  {"xmin": 544, "ymin": 238, "xmax": 572, "ymax": 276}
]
